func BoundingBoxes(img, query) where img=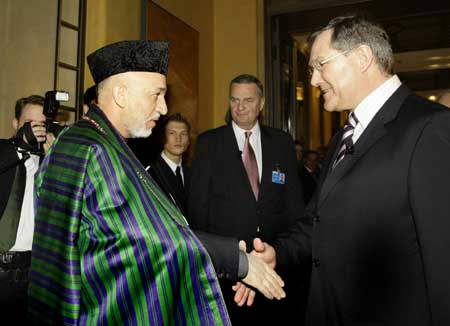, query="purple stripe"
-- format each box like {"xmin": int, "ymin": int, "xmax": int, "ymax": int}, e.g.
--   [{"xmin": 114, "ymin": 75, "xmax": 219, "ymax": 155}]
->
[
  {"xmin": 118, "ymin": 157, "xmax": 190, "ymax": 323},
  {"xmin": 85, "ymin": 153, "xmax": 154, "ymax": 323},
  {"xmin": 29, "ymin": 270, "xmax": 80, "ymax": 303},
  {"xmin": 53, "ymin": 153, "xmax": 87, "ymax": 173},
  {"xmin": 141, "ymin": 187, "xmax": 186, "ymax": 323},
  {"xmin": 28, "ymin": 299, "xmax": 79, "ymax": 326},
  {"xmin": 38, "ymin": 199, "xmax": 80, "ymax": 220},
  {"xmin": 95, "ymin": 155, "xmax": 145, "ymax": 323},
  {"xmin": 81, "ymin": 208, "xmax": 113, "ymax": 325},
  {"xmin": 32, "ymin": 243, "xmax": 79, "ymax": 272},
  {"xmin": 125, "ymin": 160, "xmax": 197, "ymax": 323},
  {"xmin": 112, "ymin": 165, "xmax": 165, "ymax": 323},
  {"xmin": 40, "ymin": 181, "xmax": 83, "ymax": 201},
  {"xmin": 34, "ymin": 220, "xmax": 78, "ymax": 244},
  {"xmin": 34, "ymin": 216, "xmax": 78, "ymax": 239},
  {"xmin": 82, "ymin": 186, "xmax": 131, "ymax": 323}
]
